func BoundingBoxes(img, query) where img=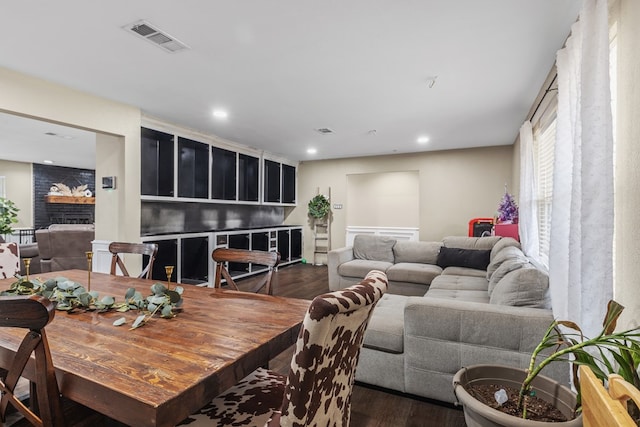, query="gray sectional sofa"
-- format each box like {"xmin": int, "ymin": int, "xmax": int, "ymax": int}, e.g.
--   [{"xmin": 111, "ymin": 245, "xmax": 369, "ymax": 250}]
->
[{"xmin": 327, "ymin": 234, "xmax": 569, "ymax": 404}]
